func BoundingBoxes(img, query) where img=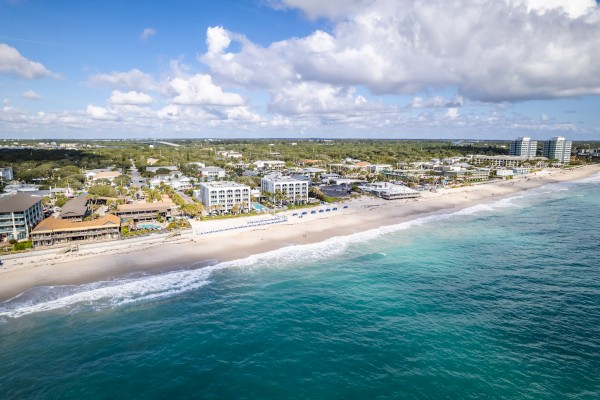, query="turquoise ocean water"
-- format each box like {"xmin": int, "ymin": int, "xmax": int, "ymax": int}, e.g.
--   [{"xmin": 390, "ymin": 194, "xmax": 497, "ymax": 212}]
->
[{"xmin": 1, "ymin": 174, "xmax": 599, "ymax": 399}]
